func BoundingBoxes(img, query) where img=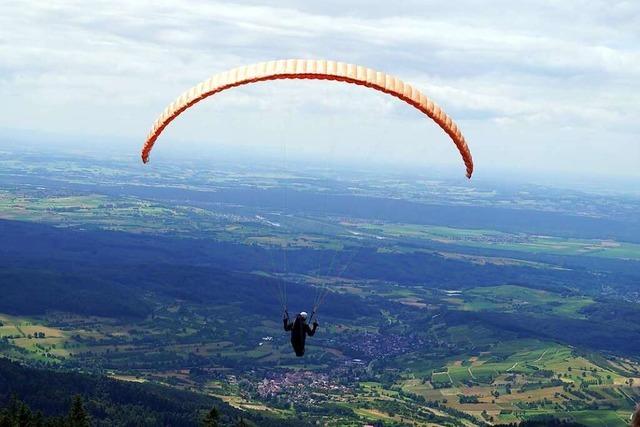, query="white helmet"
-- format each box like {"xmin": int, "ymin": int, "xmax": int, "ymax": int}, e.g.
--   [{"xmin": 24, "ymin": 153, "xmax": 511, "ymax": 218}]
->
[{"xmin": 299, "ymin": 311, "xmax": 308, "ymax": 319}]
